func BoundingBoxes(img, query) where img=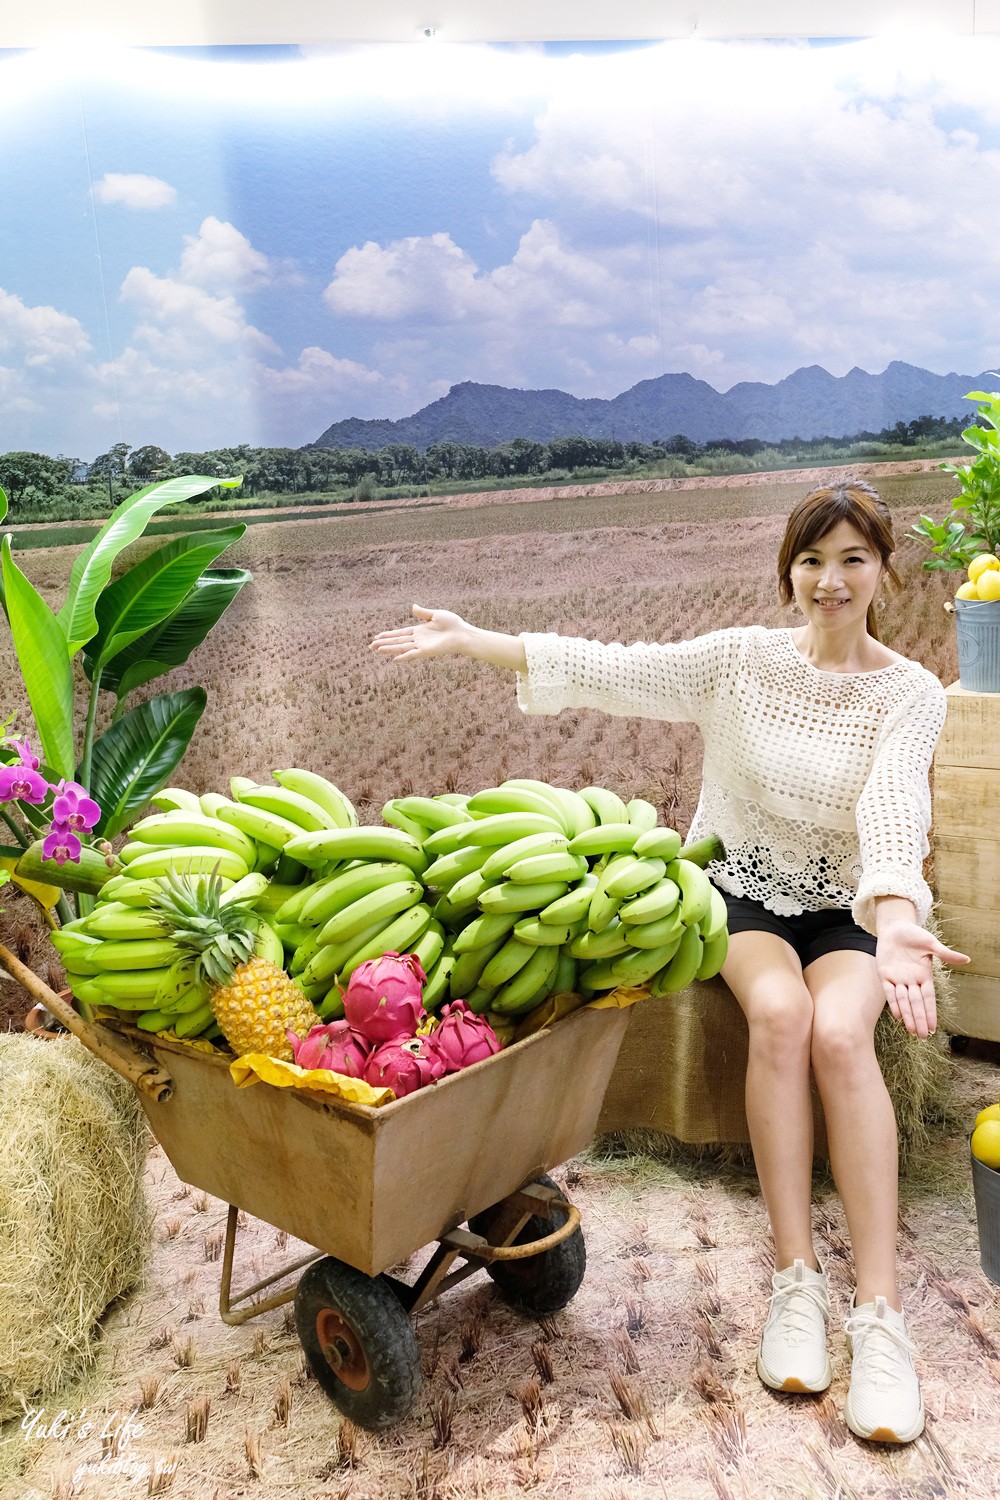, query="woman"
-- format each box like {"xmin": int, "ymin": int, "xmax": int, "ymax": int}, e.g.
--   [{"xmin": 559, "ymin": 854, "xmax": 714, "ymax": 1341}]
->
[{"xmin": 370, "ymin": 479, "xmax": 969, "ymax": 1444}]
